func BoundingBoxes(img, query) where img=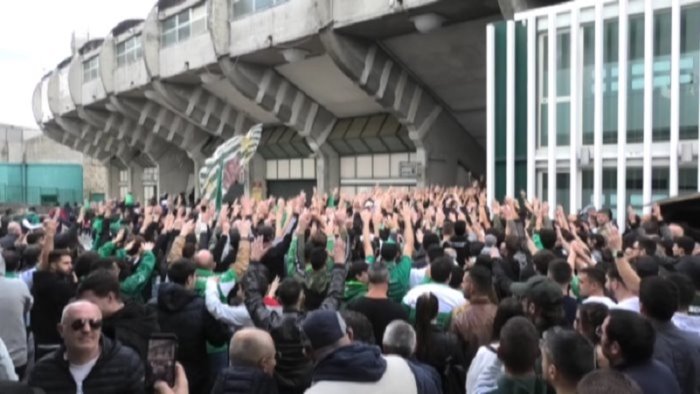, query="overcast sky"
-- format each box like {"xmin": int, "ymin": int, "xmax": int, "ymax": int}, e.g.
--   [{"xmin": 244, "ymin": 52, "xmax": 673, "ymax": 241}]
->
[{"xmin": 0, "ymin": 0, "xmax": 154, "ymax": 128}]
